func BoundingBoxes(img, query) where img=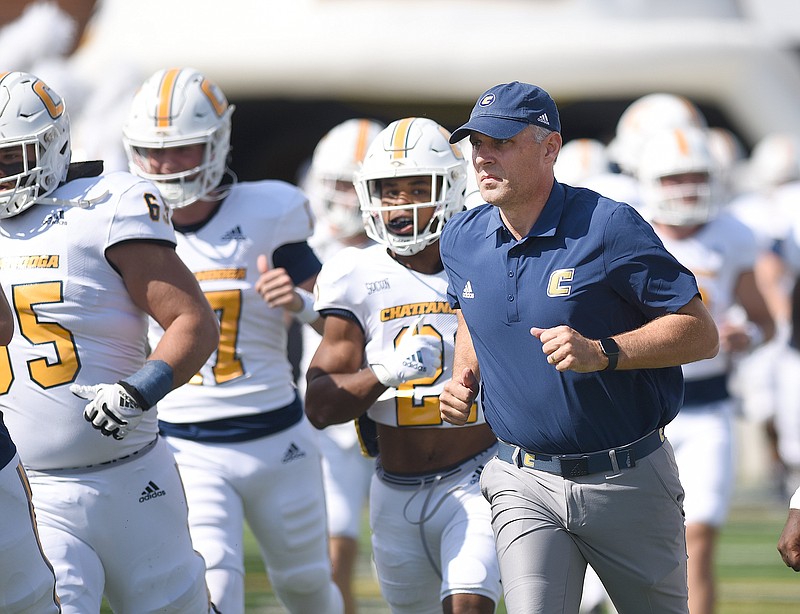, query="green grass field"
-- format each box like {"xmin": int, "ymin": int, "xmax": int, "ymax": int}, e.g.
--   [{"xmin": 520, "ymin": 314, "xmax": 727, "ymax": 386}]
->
[
  {"xmin": 236, "ymin": 495, "xmax": 800, "ymax": 613},
  {"xmin": 99, "ymin": 487, "xmax": 800, "ymax": 613}
]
